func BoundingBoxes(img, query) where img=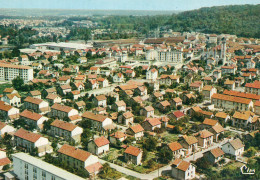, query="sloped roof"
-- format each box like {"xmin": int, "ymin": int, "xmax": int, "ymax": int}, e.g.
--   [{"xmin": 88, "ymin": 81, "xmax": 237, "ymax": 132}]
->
[{"xmin": 58, "ymin": 144, "xmax": 91, "ymax": 162}]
